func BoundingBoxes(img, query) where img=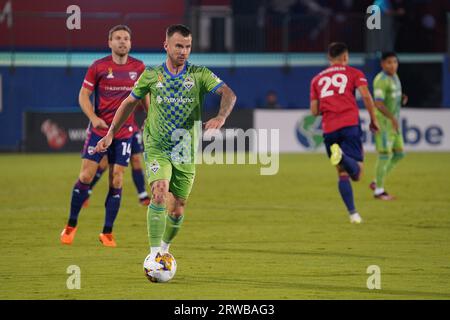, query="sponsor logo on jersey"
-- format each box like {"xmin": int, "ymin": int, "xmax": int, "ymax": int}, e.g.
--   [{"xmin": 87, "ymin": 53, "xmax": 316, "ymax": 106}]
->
[
  {"xmin": 183, "ymin": 76, "xmax": 195, "ymax": 90},
  {"xmin": 107, "ymin": 67, "xmax": 114, "ymax": 79},
  {"xmin": 156, "ymin": 96, "xmax": 195, "ymax": 104},
  {"xmin": 156, "ymin": 81, "xmax": 164, "ymax": 88},
  {"xmin": 129, "ymin": 71, "xmax": 138, "ymax": 80},
  {"xmin": 105, "ymin": 86, "xmax": 134, "ymax": 91}
]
